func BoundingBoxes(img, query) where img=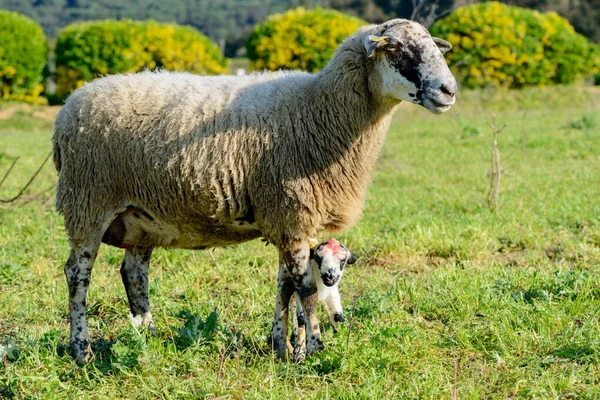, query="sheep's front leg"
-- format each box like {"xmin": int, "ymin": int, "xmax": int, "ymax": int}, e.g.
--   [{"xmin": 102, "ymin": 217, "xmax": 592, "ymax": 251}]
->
[
  {"xmin": 64, "ymin": 242, "xmax": 100, "ymax": 365},
  {"xmin": 282, "ymin": 241, "xmax": 323, "ymax": 362},
  {"xmin": 270, "ymin": 257, "xmax": 295, "ymax": 359},
  {"xmin": 120, "ymin": 247, "xmax": 155, "ymax": 335}
]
